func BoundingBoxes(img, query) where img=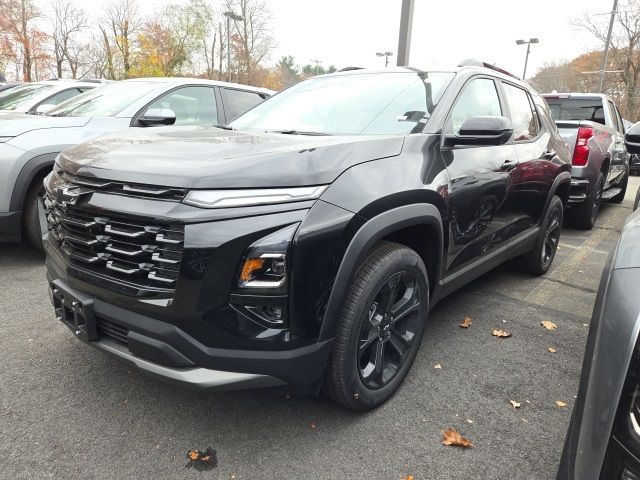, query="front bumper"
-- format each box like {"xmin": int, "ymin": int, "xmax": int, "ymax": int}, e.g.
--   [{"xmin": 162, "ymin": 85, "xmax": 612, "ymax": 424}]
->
[{"xmin": 46, "ymin": 274, "xmax": 333, "ymax": 391}]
